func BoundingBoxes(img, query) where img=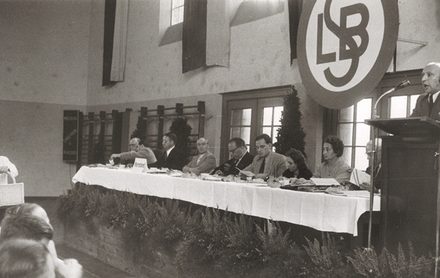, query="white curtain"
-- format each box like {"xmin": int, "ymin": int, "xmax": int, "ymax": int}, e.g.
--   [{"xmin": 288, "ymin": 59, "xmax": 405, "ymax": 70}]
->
[{"xmin": 110, "ymin": 0, "xmax": 129, "ymax": 82}]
